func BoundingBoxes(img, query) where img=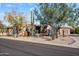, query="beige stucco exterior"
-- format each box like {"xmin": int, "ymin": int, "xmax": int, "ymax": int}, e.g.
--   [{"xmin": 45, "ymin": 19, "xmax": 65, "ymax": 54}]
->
[{"xmin": 59, "ymin": 27, "xmax": 71, "ymax": 36}]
